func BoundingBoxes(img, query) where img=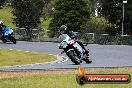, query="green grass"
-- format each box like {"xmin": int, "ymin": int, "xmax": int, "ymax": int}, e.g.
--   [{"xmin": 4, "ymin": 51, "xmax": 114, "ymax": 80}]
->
[
  {"xmin": 0, "ymin": 68, "xmax": 131, "ymax": 88},
  {"xmin": 0, "ymin": 48, "xmax": 56, "ymax": 66}
]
